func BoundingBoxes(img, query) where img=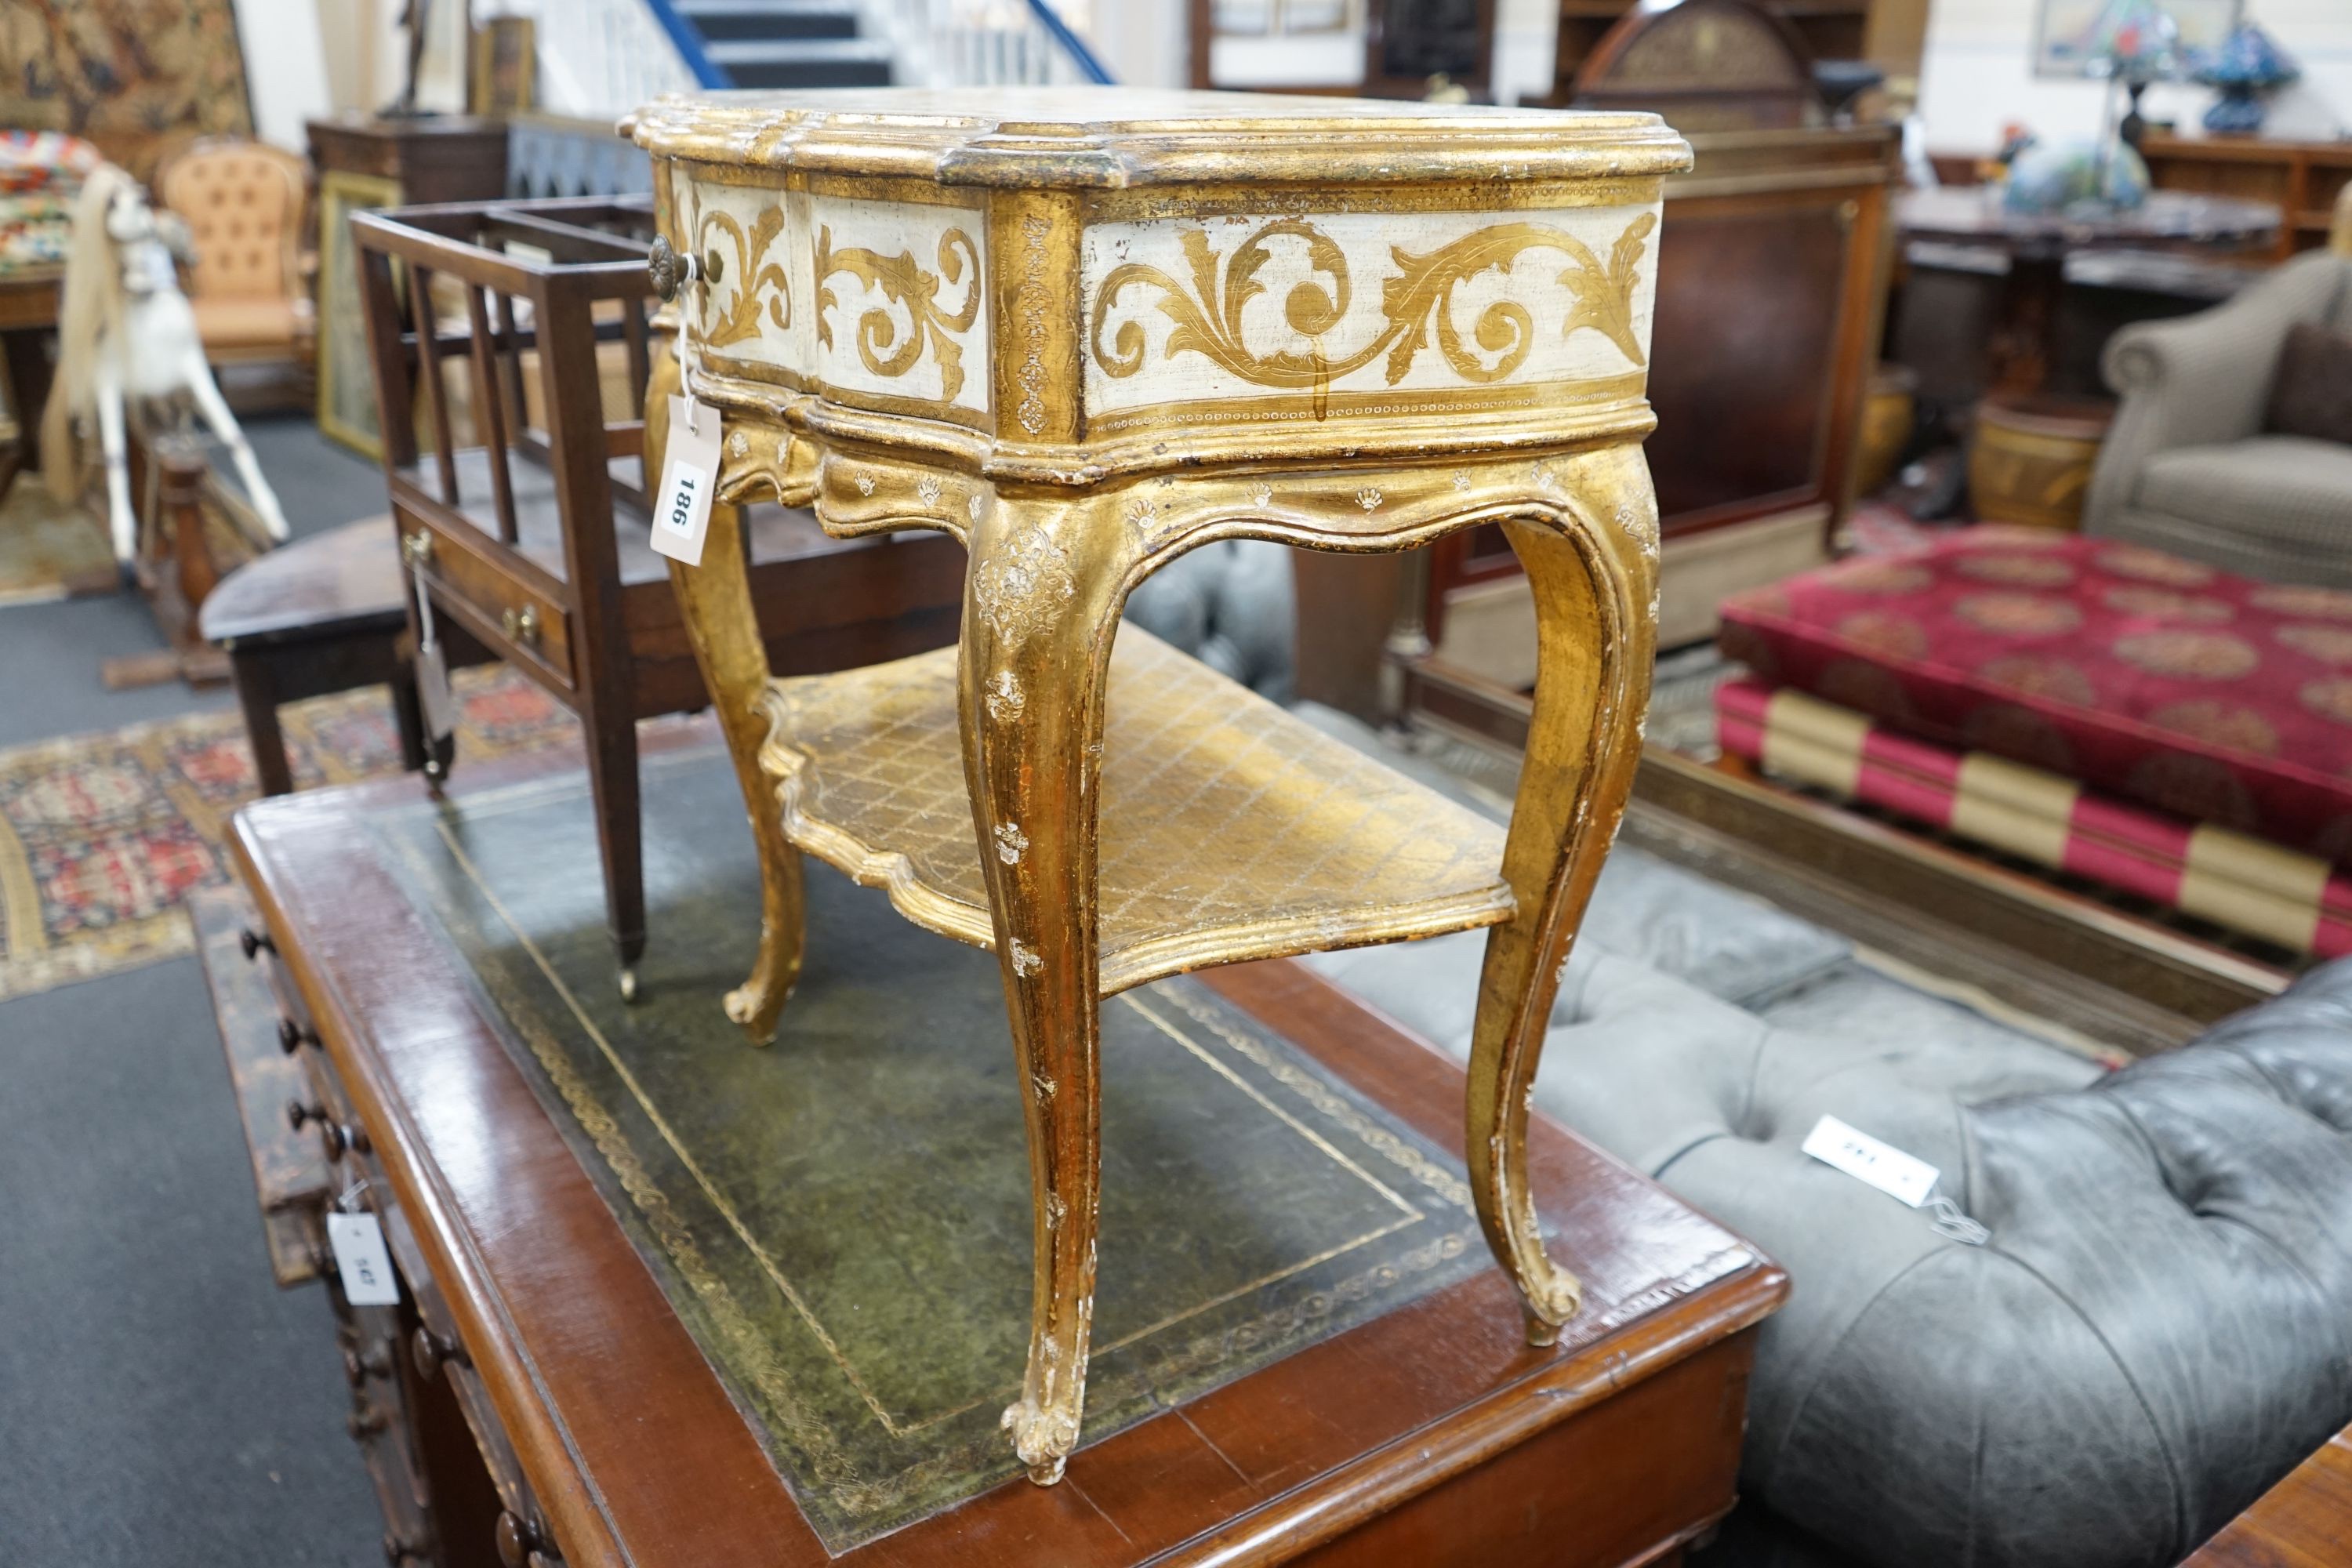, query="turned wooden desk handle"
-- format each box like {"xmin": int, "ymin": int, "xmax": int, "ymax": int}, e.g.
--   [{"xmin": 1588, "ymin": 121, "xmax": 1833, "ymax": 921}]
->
[
  {"xmin": 495, "ymin": 1511, "xmax": 561, "ymax": 1567},
  {"xmin": 412, "ymin": 1326, "xmax": 469, "ymax": 1381}
]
